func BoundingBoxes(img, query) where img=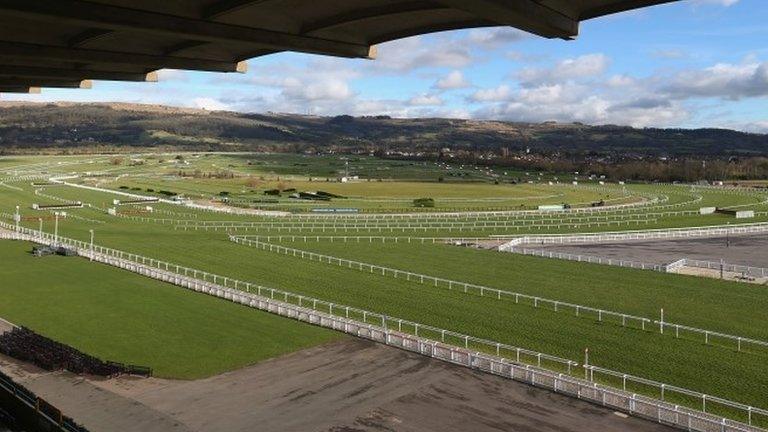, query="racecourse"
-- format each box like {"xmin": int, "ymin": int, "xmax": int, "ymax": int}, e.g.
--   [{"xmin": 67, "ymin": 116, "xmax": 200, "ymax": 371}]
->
[{"xmin": 1, "ymin": 154, "xmax": 767, "ymax": 428}]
